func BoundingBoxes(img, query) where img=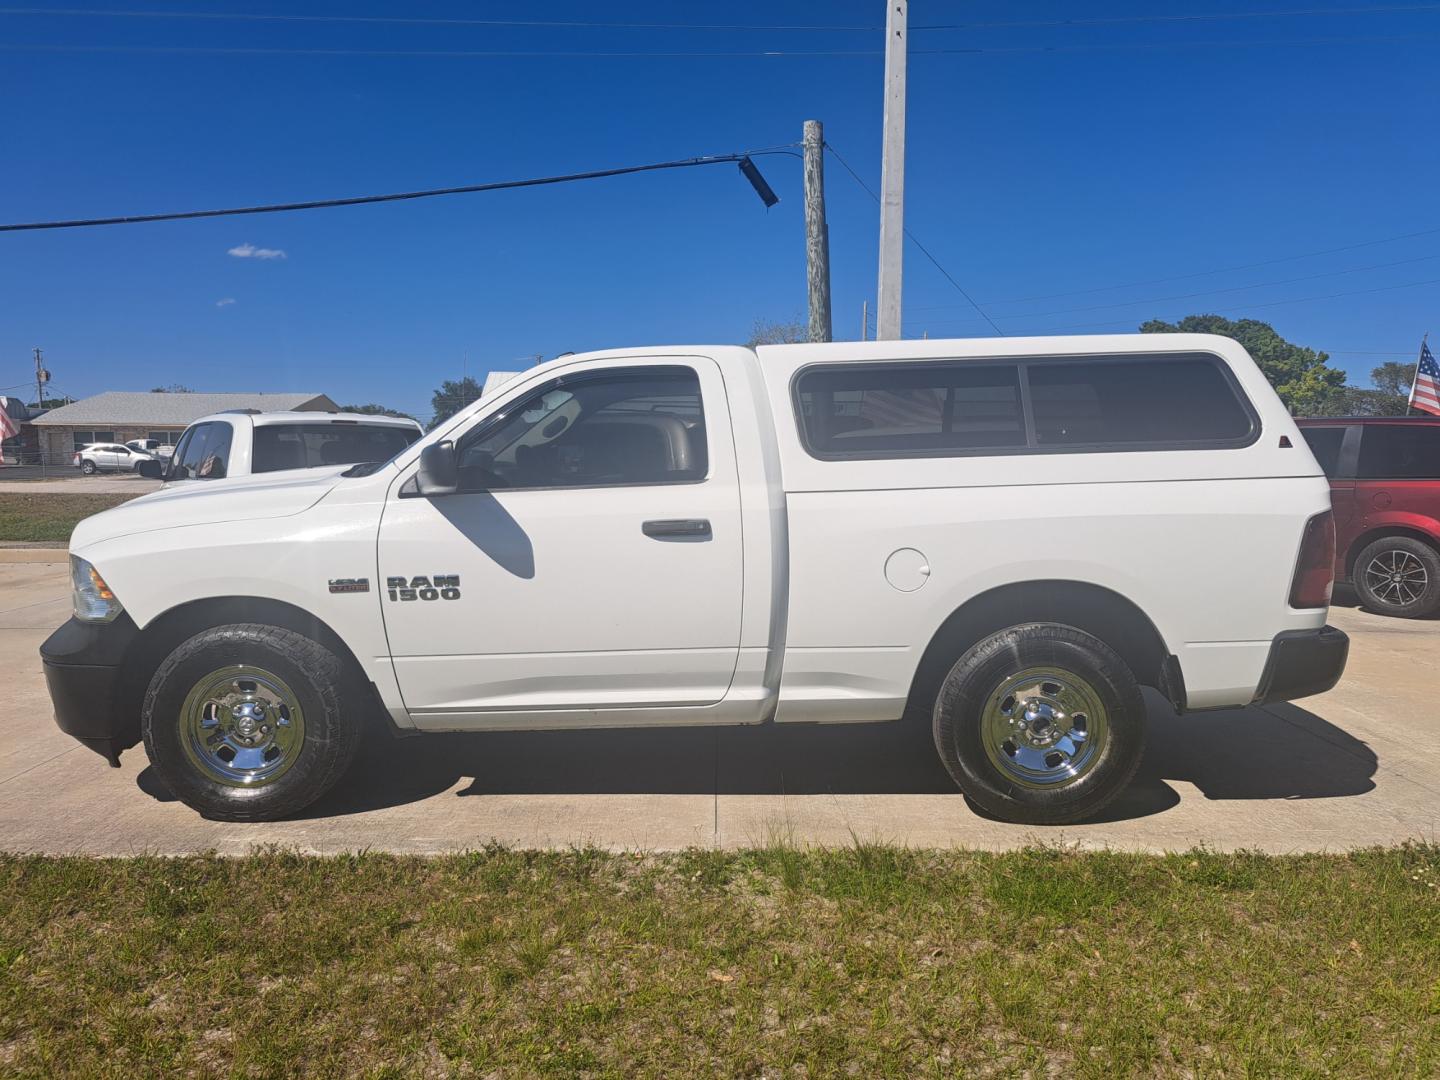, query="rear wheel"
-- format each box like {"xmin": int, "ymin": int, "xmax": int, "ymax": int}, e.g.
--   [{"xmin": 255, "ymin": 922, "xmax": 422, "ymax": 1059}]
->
[
  {"xmin": 933, "ymin": 623, "xmax": 1145, "ymax": 825},
  {"xmin": 142, "ymin": 624, "xmax": 362, "ymax": 820},
  {"xmin": 80, "ymin": 459, "xmax": 96, "ymax": 475},
  {"xmin": 1353, "ymin": 536, "xmax": 1440, "ymax": 618}
]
